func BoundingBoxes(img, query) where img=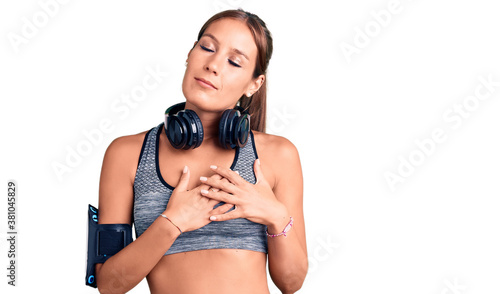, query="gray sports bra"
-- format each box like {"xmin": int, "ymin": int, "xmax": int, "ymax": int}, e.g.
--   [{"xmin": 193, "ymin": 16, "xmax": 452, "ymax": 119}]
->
[{"xmin": 133, "ymin": 122, "xmax": 268, "ymax": 255}]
